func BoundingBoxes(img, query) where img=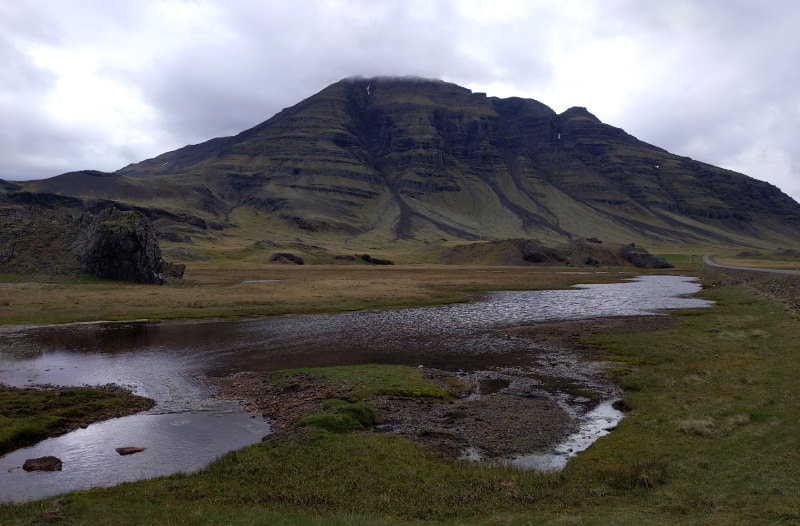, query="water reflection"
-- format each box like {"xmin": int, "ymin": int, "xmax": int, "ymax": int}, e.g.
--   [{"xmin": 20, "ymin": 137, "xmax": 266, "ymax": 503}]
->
[{"xmin": 0, "ymin": 406, "xmax": 268, "ymax": 502}]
